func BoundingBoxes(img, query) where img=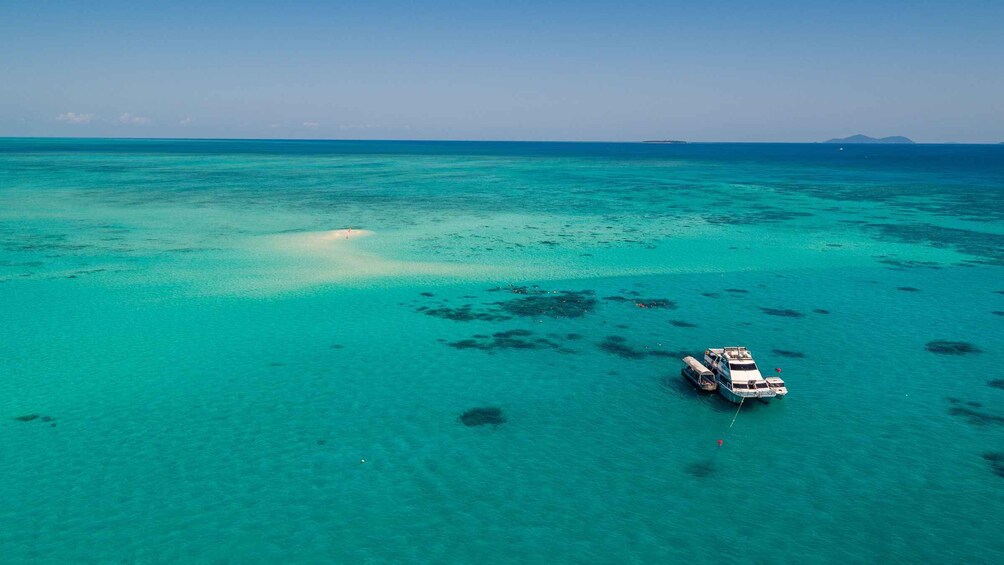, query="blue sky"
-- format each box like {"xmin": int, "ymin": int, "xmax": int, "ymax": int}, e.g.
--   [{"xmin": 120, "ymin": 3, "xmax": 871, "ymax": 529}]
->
[{"xmin": 1, "ymin": 0, "xmax": 1002, "ymax": 142}]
